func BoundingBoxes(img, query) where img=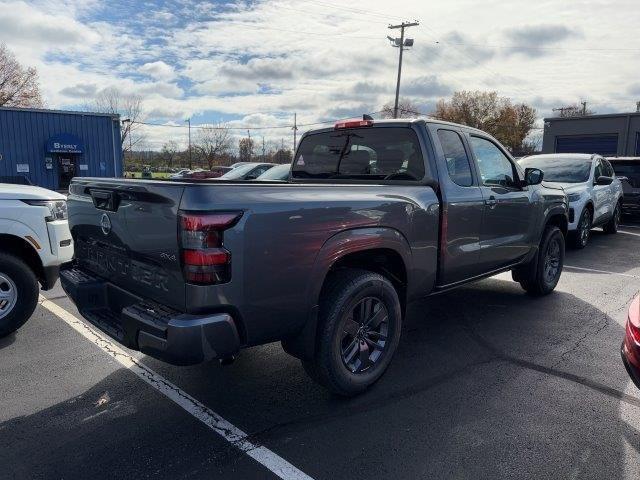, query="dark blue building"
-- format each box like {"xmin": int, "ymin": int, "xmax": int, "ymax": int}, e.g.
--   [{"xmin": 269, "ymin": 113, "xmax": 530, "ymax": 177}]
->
[{"xmin": 0, "ymin": 106, "xmax": 123, "ymax": 191}]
